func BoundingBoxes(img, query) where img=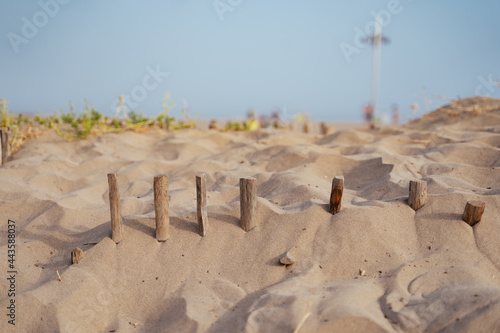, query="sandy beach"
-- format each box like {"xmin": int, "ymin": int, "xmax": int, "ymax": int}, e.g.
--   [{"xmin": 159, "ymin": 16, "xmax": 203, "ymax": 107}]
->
[{"xmin": 1, "ymin": 97, "xmax": 500, "ymax": 332}]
